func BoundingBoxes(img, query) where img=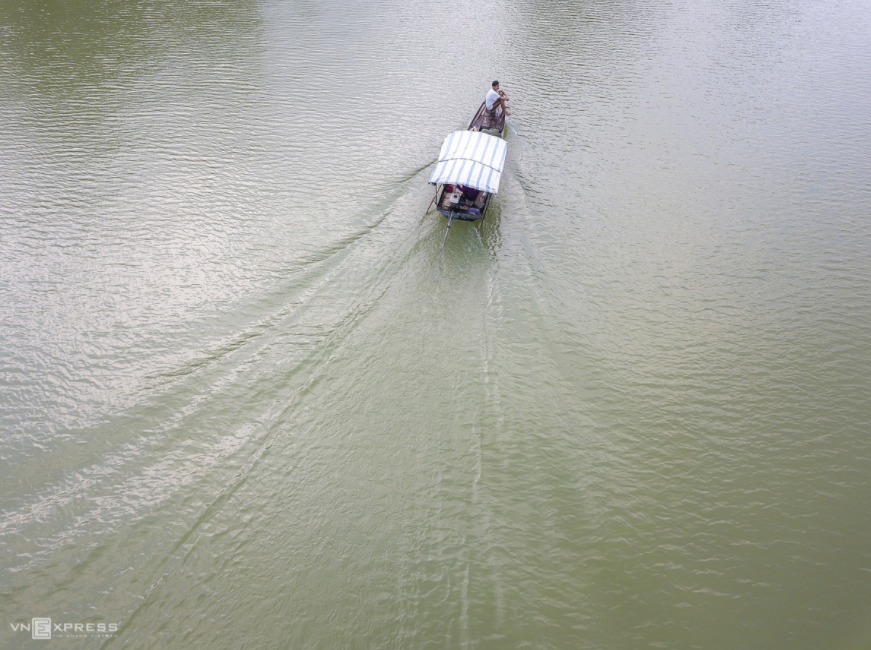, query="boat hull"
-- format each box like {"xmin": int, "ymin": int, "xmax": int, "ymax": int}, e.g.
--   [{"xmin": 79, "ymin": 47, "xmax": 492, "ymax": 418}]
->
[{"xmin": 433, "ymin": 102, "xmax": 505, "ymax": 222}]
